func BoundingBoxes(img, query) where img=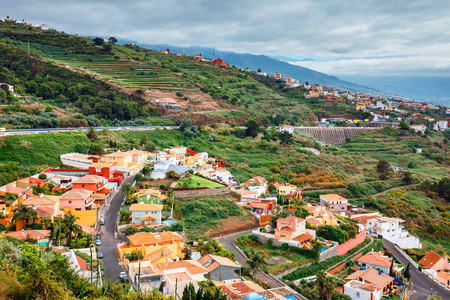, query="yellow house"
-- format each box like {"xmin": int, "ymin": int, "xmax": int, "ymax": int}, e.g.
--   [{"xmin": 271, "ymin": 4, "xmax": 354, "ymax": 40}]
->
[
  {"xmin": 305, "ymin": 204, "xmax": 338, "ymax": 228},
  {"xmin": 274, "ymin": 182, "xmax": 297, "ymax": 196},
  {"xmin": 273, "ymin": 72, "xmax": 281, "ymax": 78},
  {"xmin": 117, "ymin": 231, "xmax": 184, "ymax": 263},
  {"xmin": 185, "ymin": 156, "xmax": 203, "ymax": 167},
  {"xmin": 160, "ymin": 50, "xmax": 169, "ymax": 54},
  {"xmin": 103, "ymin": 150, "xmax": 146, "ymax": 174}
]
